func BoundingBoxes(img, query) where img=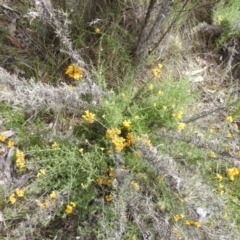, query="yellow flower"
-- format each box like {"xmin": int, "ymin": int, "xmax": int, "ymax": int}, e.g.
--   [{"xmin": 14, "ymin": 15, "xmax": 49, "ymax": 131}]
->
[
  {"xmin": 52, "ymin": 142, "xmax": 59, "ymax": 148},
  {"xmin": 65, "ymin": 204, "xmax": 73, "ymax": 214},
  {"xmin": 209, "ymin": 129, "xmax": 214, "ymax": 133},
  {"xmin": 218, "ymin": 15, "xmax": 223, "ymax": 24},
  {"xmin": 7, "ymin": 140, "xmax": 14, "ymax": 147},
  {"xmin": 9, "ymin": 193, "xmax": 16, "ymax": 204},
  {"xmin": 218, "ymin": 183, "xmax": 224, "ymax": 189},
  {"xmin": 16, "ymin": 149, "xmax": 25, "ymax": 169},
  {"xmin": 194, "ymin": 221, "xmax": 201, "ymax": 228},
  {"xmin": 227, "ymin": 168, "xmax": 239, "ymax": 181},
  {"xmin": 106, "ymin": 128, "xmax": 121, "ymax": 139},
  {"xmin": 65, "ymin": 64, "xmax": 83, "ymax": 80},
  {"xmin": 16, "ymin": 149, "xmax": 24, "ymax": 159},
  {"xmin": 105, "ymin": 194, "xmax": 113, "ymax": 202},
  {"xmin": 215, "ymin": 174, "xmax": 223, "ymax": 181},
  {"xmin": 82, "ymin": 110, "xmax": 95, "ymax": 123},
  {"xmin": 185, "ymin": 220, "xmax": 191, "ymax": 225},
  {"xmin": 37, "ymin": 169, "xmax": 46, "ymax": 177},
  {"xmin": 0, "ymin": 134, "xmax": 6, "ymax": 142},
  {"xmin": 158, "ymin": 63, "xmax": 163, "ymax": 69},
  {"xmin": 121, "ymin": 93, "xmax": 125, "ymax": 98},
  {"xmin": 95, "ymin": 28, "xmax": 101, "ymax": 33},
  {"xmin": 173, "ymin": 214, "xmax": 185, "ymax": 222},
  {"xmin": 177, "ymin": 123, "xmax": 185, "ymax": 131},
  {"xmin": 70, "ymin": 202, "xmax": 76, "ymax": 208},
  {"xmin": 153, "ymin": 102, "xmax": 157, "ymax": 107},
  {"xmin": 108, "ymin": 167, "xmax": 115, "ymax": 177},
  {"xmin": 50, "ymin": 191, "xmax": 57, "ymax": 200},
  {"xmin": 131, "ymin": 181, "xmax": 140, "ymax": 190},
  {"xmin": 163, "ymin": 106, "xmax": 167, "ymax": 110},
  {"xmin": 16, "ymin": 159, "xmax": 25, "ymax": 168},
  {"xmin": 173, "ymin": 214, "xmax": 180, "ymax": 222},
  {"xmin": 209, "ymin": 151, "xmax": 216, "ymax": 158},
  {"xmin": 148, "ymin": 84, "xmax": 153, "ymax": 90},
  {"xmin": 125, "ymin": 132, "xmax": 134, "ymax": 147},
  {"xmin": 79, "ymin": 148, "xmax": 84, "ymax": 153},
  {"xmin": 173, "ymin": 110, "xmax": 183, "ymax": 119},
  {"xmin": 223, "ymin": 144, "xmax": 229, "ymax": 152},
  {"xmin": 122, "ymin": 120, "xmax": 131, "ymax": 130},
  {"xmin": 112, "ymin": 137, "xmax": 126, "ymax": 151},
  {"xmin": 226, "ymin": 116, "xmax": 233, "ymax": 123},
  {"xmin": 237, "ymin": 151, "xmax": 240, "ymax": 157},
  {"xmin": 158, "ymin": 90, "xmax": 163, "ymax": 95},
  {"xmin": 226, "ymin": 132, "xmax": 232, "ymax": 138},
  {"xmin": 15, "ymin": 188, "xmax": 24, "ymax": 197},
  {"xmin": 152, "ymin": 68, "xmax": 161, "ymax": 77},
  {"xmin": 97, "ymin": 177, "xmax": 104, "ymax": 184}
]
